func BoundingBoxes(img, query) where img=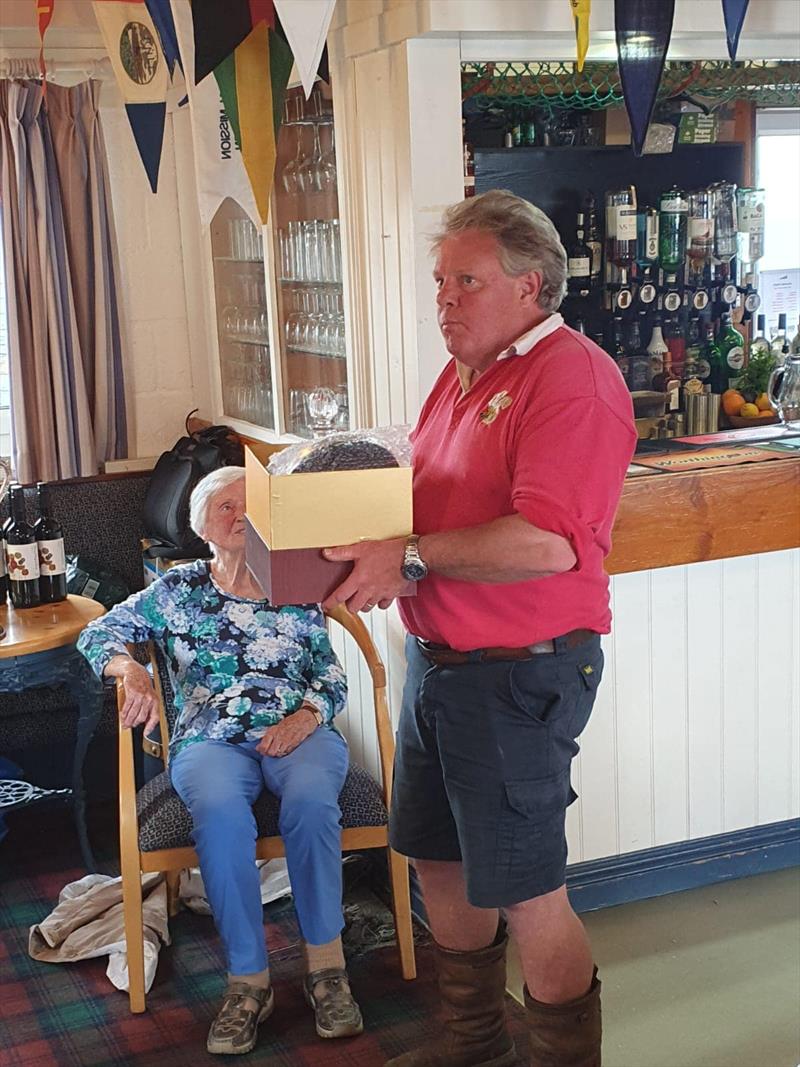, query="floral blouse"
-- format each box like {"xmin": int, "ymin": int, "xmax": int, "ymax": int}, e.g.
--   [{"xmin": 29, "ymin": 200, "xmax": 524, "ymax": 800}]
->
[{"xmin": 77, "ymin": 560, "xmax": 347, "ymax": 757}]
